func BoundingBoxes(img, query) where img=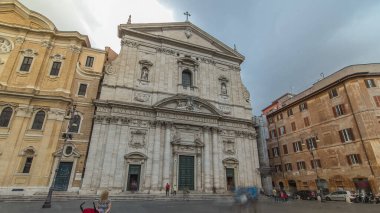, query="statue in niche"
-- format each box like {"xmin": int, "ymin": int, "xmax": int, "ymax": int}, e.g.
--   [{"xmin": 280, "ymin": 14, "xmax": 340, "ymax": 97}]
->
[
  {"xmin": 221, "ymin": 83, "xmax": 227, "ymax": 95},
  {"xmin": 194, "ymin": 133, "xmax": 202, "ymax": 145},
  {"xmin": 141, "ymin": 67, "xmax": 149, "ymax": 81}
]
